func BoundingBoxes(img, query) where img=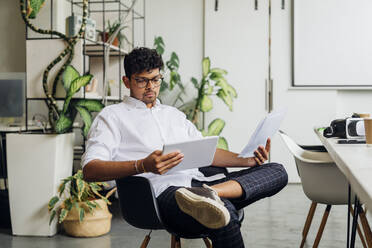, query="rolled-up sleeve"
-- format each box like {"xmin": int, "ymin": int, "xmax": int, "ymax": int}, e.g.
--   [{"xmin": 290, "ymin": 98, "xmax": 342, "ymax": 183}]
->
[{"xmin": 81, "ymin": 110, "xmax": 121, "ymax": 168}]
